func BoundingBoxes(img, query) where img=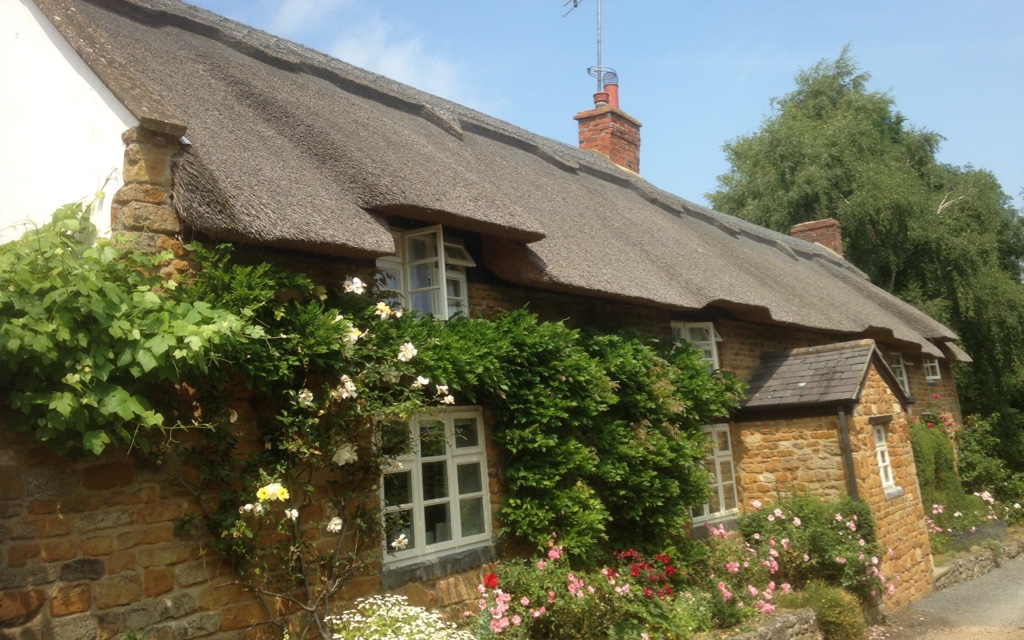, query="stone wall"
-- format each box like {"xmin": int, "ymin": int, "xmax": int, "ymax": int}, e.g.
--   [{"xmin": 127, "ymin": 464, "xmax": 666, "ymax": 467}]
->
[
  {"xmin": 0, "ymin": 392, "xmax": 504, "ymax": 638},
  {"xmin": 850, "ymin": 365, "xmax": 934, "ymax": 611},
  {"xmin": 733, "ymin": 414, "xmax": 848, "ymax": 508}
]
